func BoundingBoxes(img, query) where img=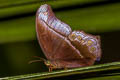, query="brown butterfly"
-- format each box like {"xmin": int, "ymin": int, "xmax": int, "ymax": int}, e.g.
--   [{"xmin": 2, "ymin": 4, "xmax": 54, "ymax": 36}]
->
[{"xmin": 34, "ymin": 4, "xmax": 101, "ymax": 72}]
